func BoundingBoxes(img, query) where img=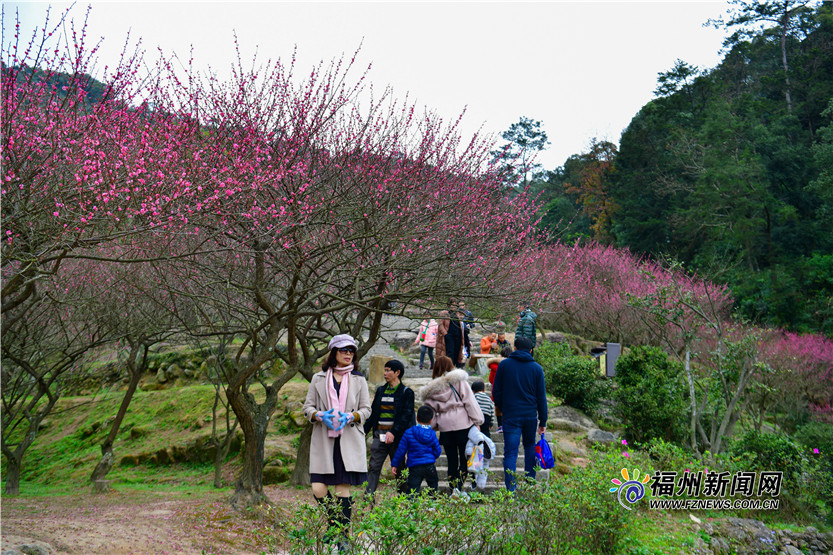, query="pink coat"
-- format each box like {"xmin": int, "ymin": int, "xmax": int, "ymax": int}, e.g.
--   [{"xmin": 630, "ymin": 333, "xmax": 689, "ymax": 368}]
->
[
  {"xmin": 416, "ymin": 319, "xmax": 438, "ymax": 348},
  {"xmin": 419, "ymin": 369, "xmax": 484, "ymax": 432}
]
